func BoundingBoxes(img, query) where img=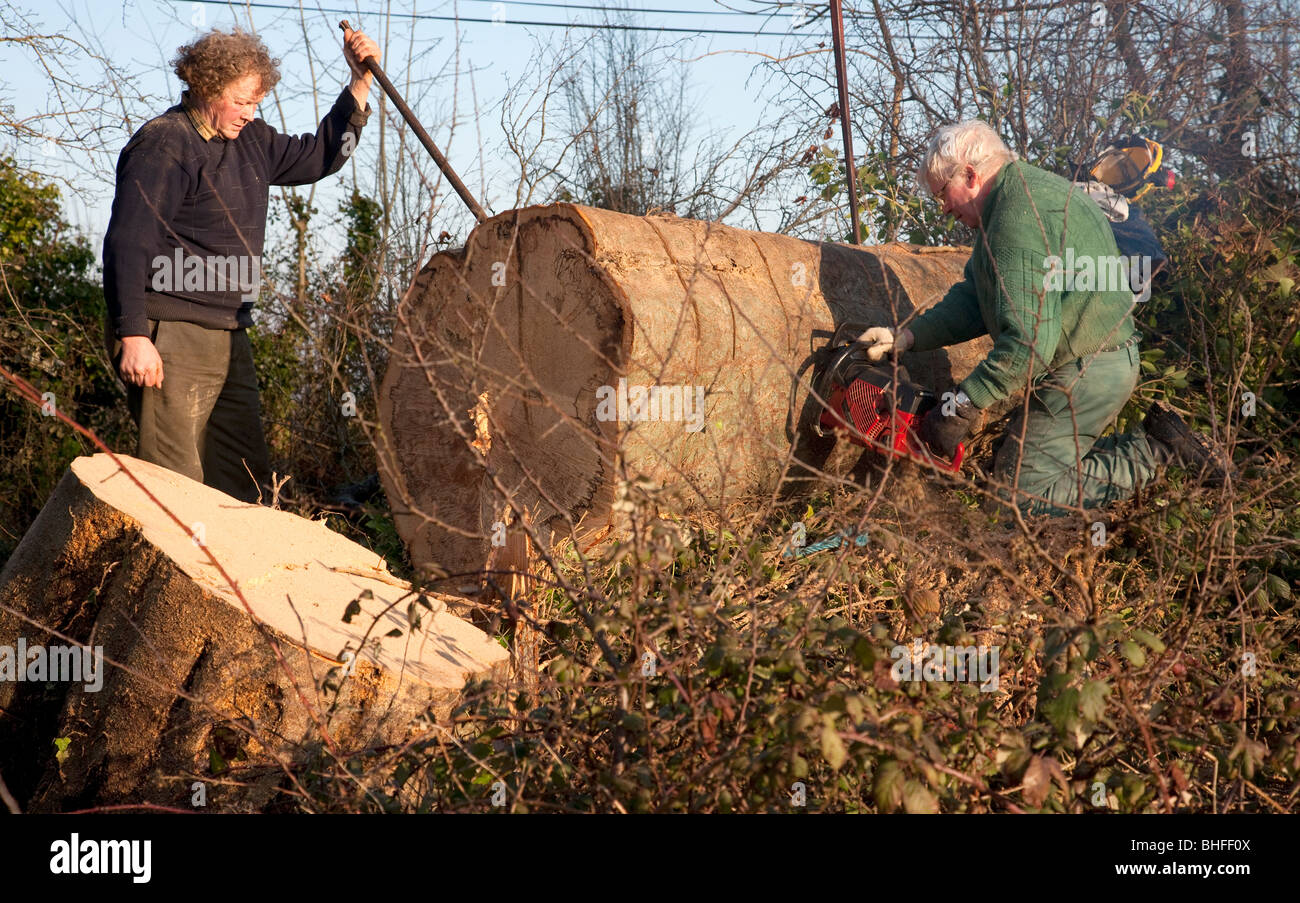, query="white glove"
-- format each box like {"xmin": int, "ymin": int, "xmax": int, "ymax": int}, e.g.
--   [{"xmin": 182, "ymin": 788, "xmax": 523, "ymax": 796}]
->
[{"xmin": 857, "ymin": 326, "xmax": 915, "ymax": 362}]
